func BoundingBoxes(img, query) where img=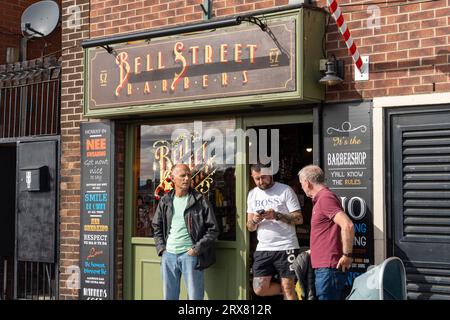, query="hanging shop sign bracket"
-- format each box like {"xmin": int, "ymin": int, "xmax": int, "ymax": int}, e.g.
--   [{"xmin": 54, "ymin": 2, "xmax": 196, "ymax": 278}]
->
[{"xmin": 82, "ymin": 5, "xmax": 327, "ymax": 117}]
